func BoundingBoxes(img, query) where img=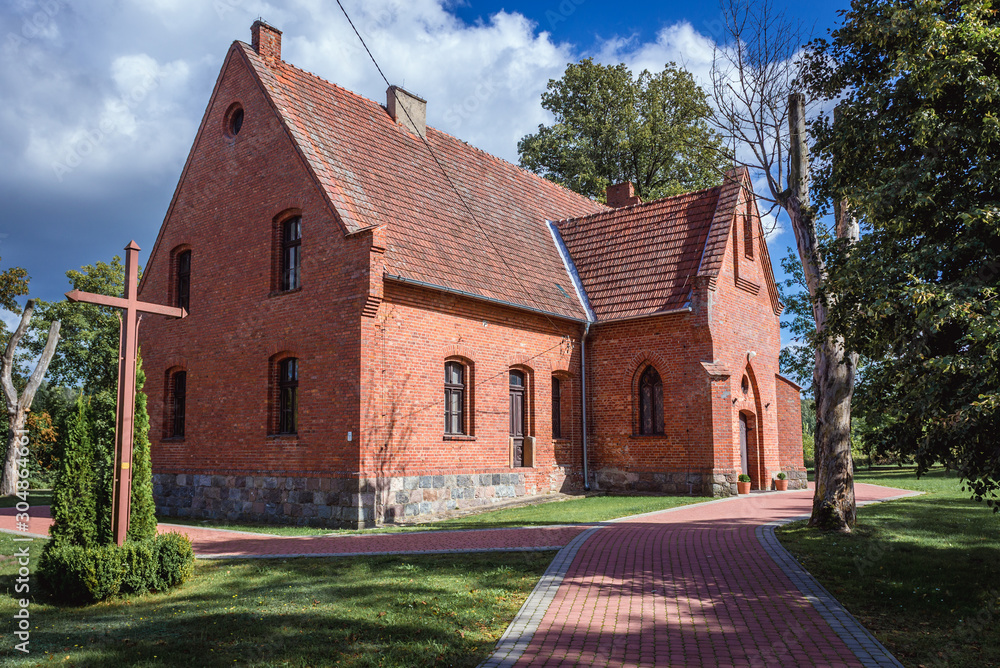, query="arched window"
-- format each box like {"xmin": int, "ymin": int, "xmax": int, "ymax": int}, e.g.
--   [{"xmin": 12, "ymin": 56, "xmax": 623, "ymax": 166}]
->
[
  {"xmin": 281, "ymin": 216, "xmax": 301, "ymax": 291},
  {"xmin": 164, "ymin": 368, "xmax": 187, "ymax": 439},
  {"xmin": 170, "ymin": 370, "xmax": 186, "ymax": 438},
  {"xmin": 638, "ymin": 366, "xmax": 664, "ymax": 435},
  {"xmin": 176, "ymin": 250, "xmax": 191, "ymax": 311},
  {"xmin": 444, "ymin": 361, "xmax": 465, "ymax": 435},
  {"xmin": 551, "ymin": 376, "xmax": 562, "ymax": 439},
  {"xmin": 277, "ymin": 358, "xmax": 298, "ymax": 434}
]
